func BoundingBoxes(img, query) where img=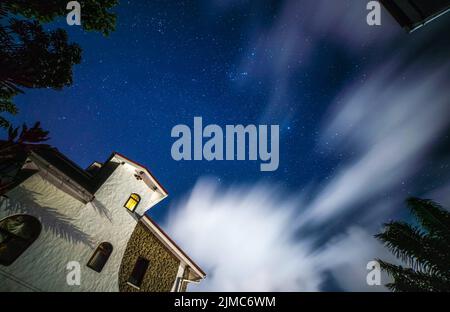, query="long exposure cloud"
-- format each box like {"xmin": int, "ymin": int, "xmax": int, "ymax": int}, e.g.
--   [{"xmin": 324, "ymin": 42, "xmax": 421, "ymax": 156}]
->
[
  {"xmin": 165, "ymin": 179, "xmax": 398, "ymax": 291},
  {"xmin": 164, "ymin": 52, "xmax": 450, "ymax": 291},
  {"xmin": 165, "ymin": 0, "xmax": 450, "ymax": 291},
  {"xmin": 302, "ymin": 58, "xmax": 450, "ymax": 226}
]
